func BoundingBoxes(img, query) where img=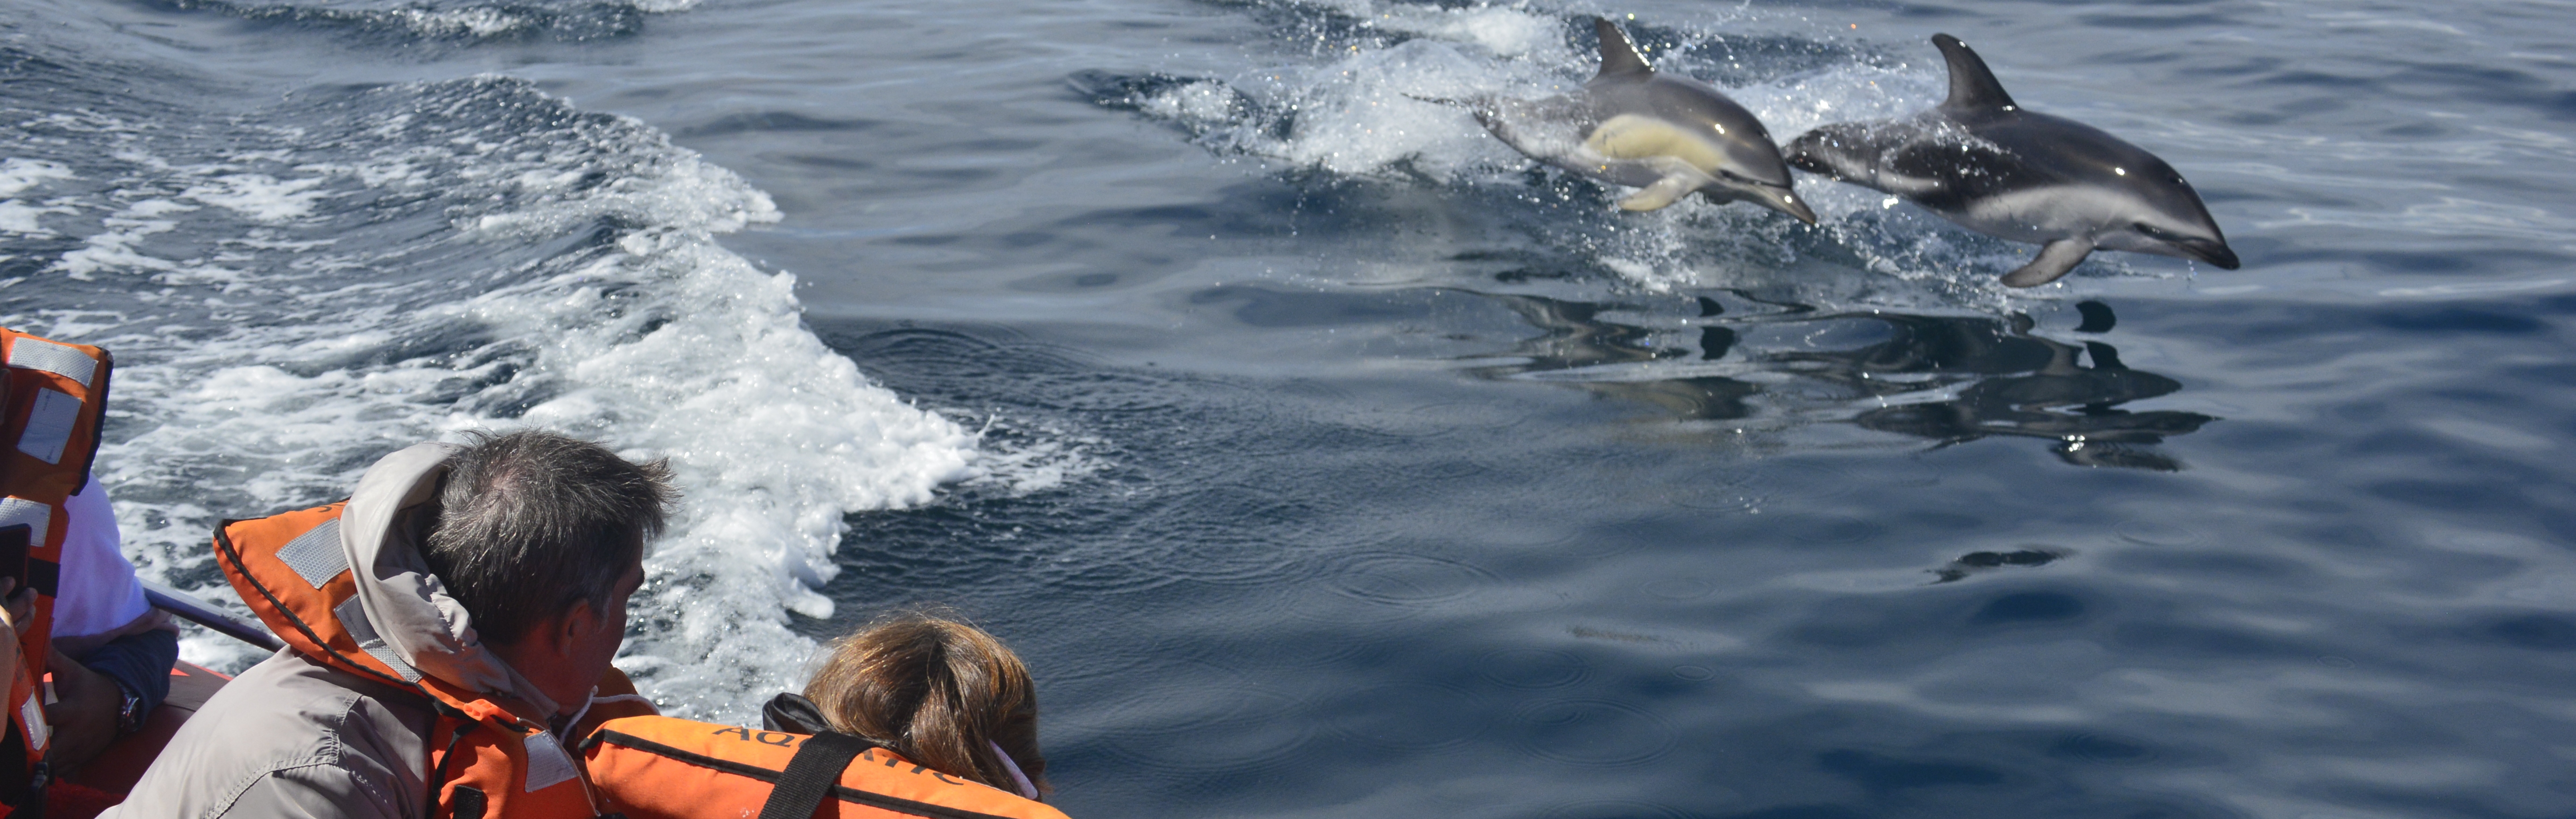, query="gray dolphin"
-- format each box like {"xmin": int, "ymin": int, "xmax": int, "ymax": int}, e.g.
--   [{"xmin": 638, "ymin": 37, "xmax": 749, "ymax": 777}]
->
[
  {"xmin": 1467, "ymin": 18, "xmax": 1814, "ymax": 222},
  {"xmin": 1784, "ymin": 34, "xmax": 2238, "ymax": 287}
]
